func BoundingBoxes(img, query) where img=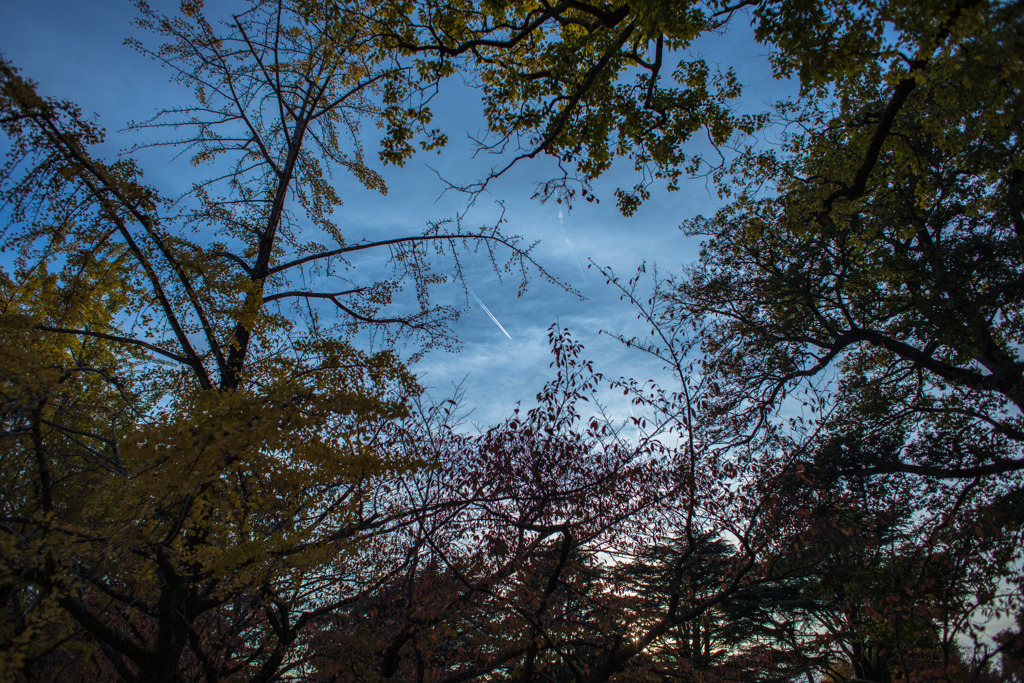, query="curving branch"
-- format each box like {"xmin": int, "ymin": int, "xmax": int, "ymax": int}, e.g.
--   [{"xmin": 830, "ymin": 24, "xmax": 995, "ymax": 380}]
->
[{"xmin": 37, "ymin": 325, "xmax": 192, "ymax": 367}]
